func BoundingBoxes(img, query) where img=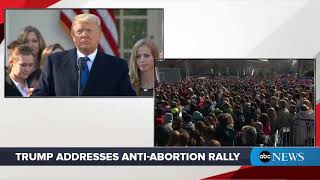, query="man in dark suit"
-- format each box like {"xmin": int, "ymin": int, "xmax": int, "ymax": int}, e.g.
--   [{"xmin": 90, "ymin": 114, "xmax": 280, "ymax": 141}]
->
[{"xmin": 32, "ymin": 13, "xmax": 136, "ymax": 96}]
